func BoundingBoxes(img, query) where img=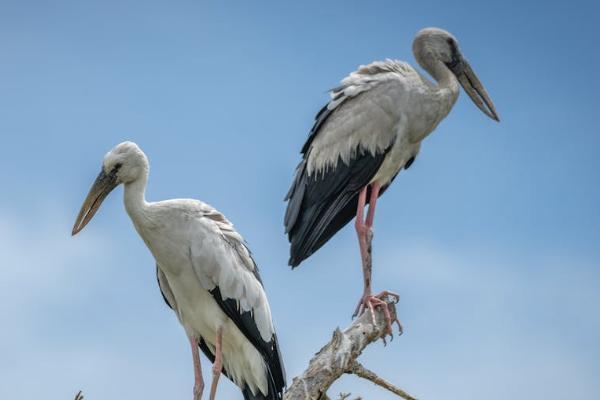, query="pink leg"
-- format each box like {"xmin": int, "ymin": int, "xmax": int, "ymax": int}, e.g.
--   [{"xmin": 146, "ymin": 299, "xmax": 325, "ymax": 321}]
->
[
  {"xmin": 353, "ymin": 183, "xmax": 382, "ymax": 308},
  {"xmin": 354, "ymin": 186, "xmax": 371, "ymax": 295},
  {"xmin": 365, "ymin": 182, "xmax": 381, "ymax": 228},
  {"xmin": 209, "ymin": 328, "xmax": 223, "ymax": 400},
  {"xmin": 353, "ymin": 183, "xmax": 402, "ymax": 338},
  {"xmin": 189, "ymin": 336, "xmax": 204, "ymax": 400}
]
